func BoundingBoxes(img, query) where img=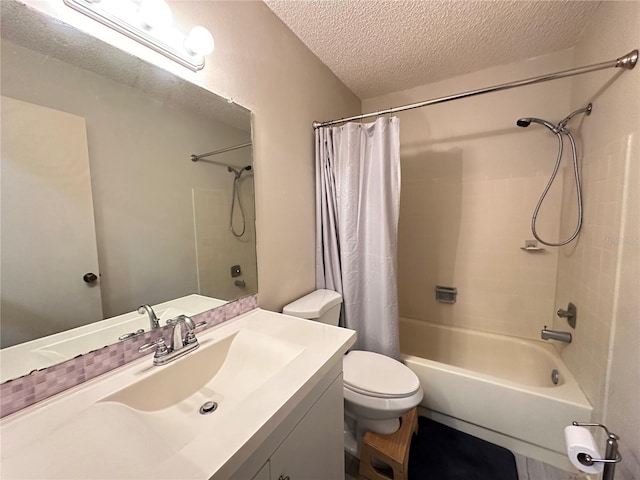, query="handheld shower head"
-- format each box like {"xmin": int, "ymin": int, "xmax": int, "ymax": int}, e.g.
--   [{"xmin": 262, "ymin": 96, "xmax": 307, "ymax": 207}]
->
[
  {"xmin": 516, "ymin": 117, "xmax": 558, "ymax": 133},
  {"xmin": 515, "ymin": 108, "xmax": 587, "ymax": 247},
  {"xmin": 228, "ymin": 165, "xmax": 252, "ymax": 178},
  {"xmin": 517, "ymin": 103, "xmax": 592, "ymax": 133}
]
